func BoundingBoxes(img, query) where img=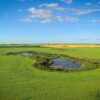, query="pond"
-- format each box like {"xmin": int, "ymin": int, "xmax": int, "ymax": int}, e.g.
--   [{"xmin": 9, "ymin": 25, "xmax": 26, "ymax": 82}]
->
[
  {"xmin": 20, "ymin": 52, "xmax": 41, "ymax": 57},
  {"xmin": 7, "ymin": 52, "xmax": 81, "ymax": 70},
  {"xmin": 50, "ymin": 58, "xmax": 81, "ymax": 70},
  {"xmin": 21, "ymin": 52, "xmax": 33, "ymax": 56}
]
